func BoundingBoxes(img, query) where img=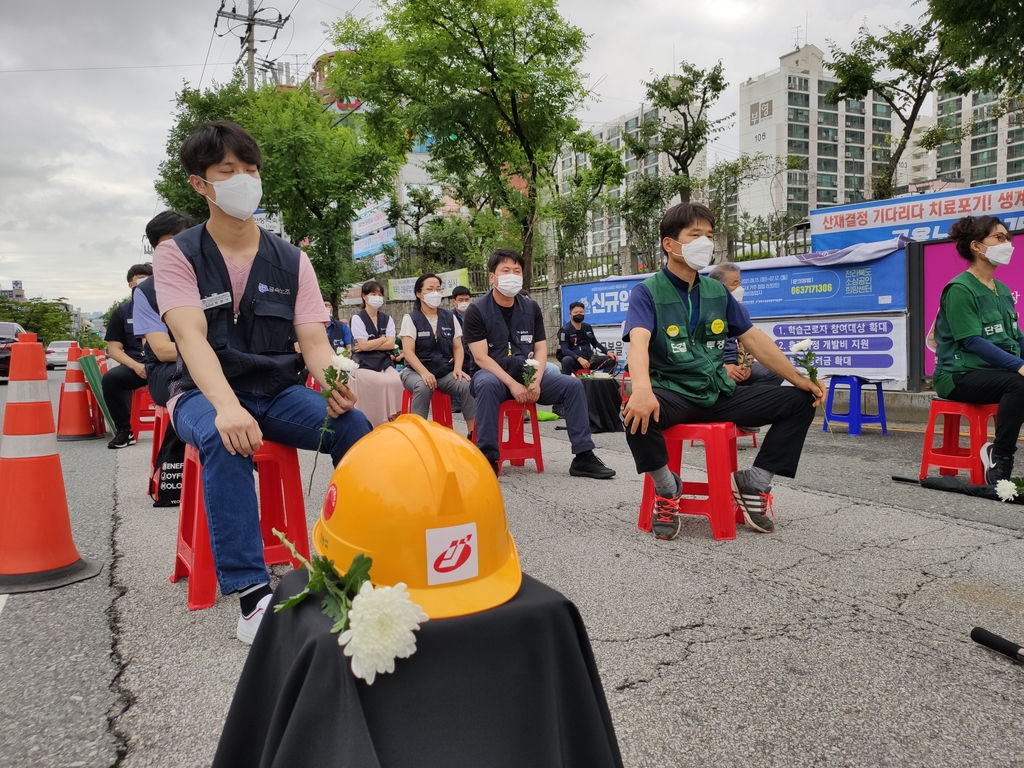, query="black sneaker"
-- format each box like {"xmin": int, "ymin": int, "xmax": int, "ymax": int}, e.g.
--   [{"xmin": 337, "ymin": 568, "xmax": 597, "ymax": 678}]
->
[
  {"xmin": 731, "ymin": 470, "xmax": 775, "ymax": 533},
  {"xmin": 107, "ymin": 430, "xmax": 136, "ymax": 449},
  {"xmin": 980, "ymin": 441, "xmax": 1014, "ymax": 485},
  {"xmin": 651, "ymin": 473, "xmax": 682, "ymax": 540},
  {"xmin": 569, "ymin": 451, "xmax": 616, "ymax": 479}
]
